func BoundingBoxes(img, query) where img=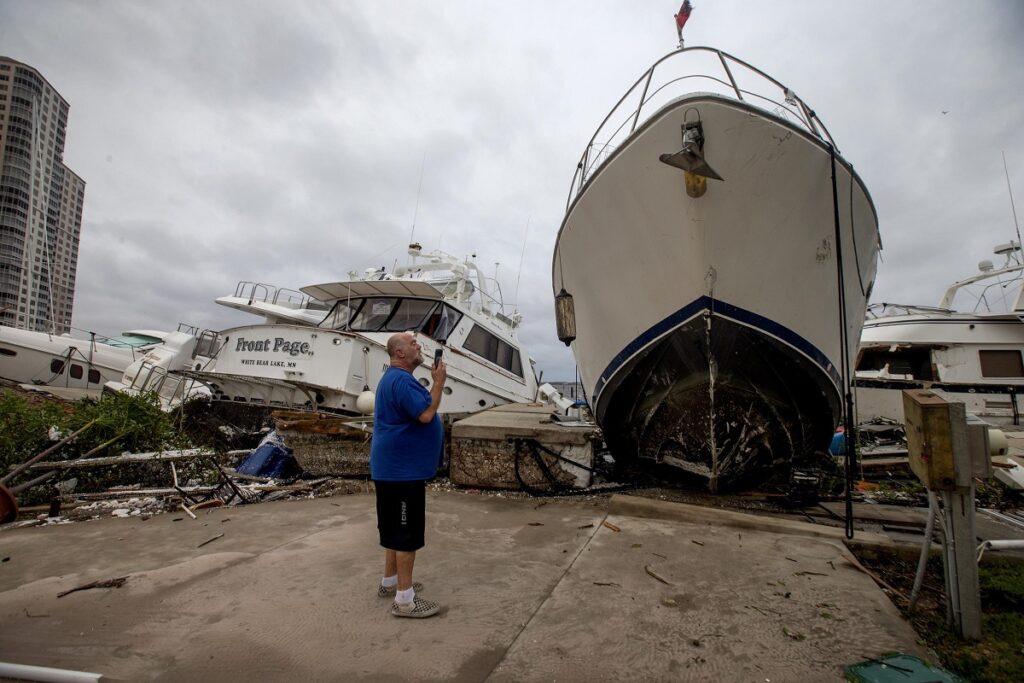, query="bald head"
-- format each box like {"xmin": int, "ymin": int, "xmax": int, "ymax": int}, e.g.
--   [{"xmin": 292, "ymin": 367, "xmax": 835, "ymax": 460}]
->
[{"xmin": 387, "ymin": 332, "xmax": 423, "ymax": 370}]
